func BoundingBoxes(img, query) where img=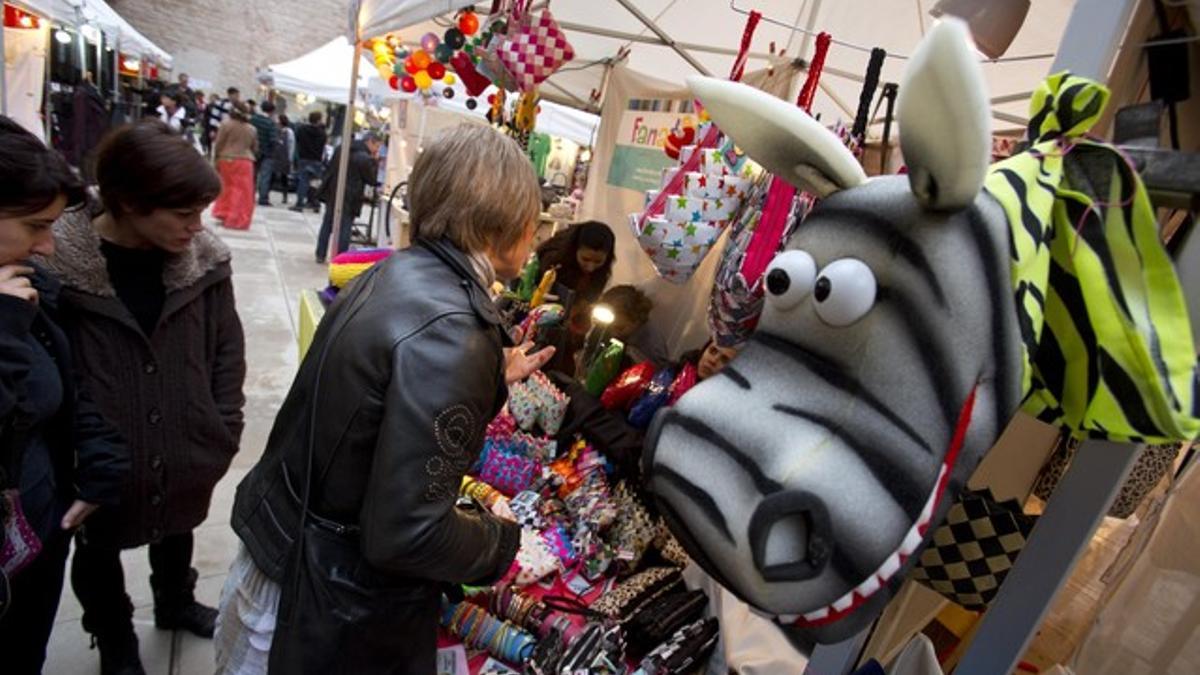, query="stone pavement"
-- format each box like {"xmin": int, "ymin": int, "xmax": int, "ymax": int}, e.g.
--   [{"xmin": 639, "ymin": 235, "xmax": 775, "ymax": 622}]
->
[{"xmin": 45, "ymin": 200, "xmax": 330, "ymax": 674}]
